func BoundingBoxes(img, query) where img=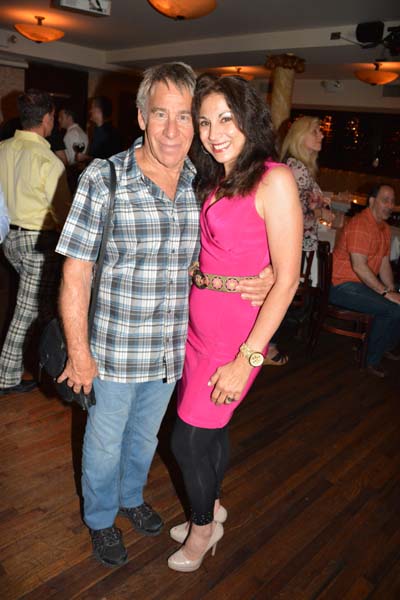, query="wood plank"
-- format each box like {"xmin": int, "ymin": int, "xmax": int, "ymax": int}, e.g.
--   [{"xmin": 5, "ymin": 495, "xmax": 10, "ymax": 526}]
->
[{"xmin": 1, "ymin": 329, "xmax": 399, "ymax": 599}]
